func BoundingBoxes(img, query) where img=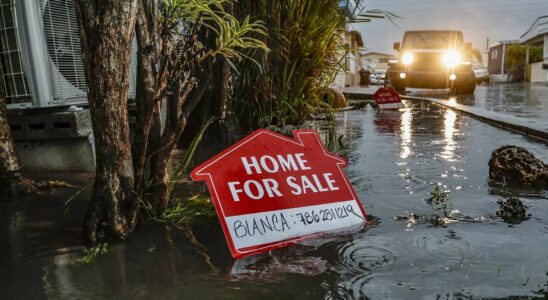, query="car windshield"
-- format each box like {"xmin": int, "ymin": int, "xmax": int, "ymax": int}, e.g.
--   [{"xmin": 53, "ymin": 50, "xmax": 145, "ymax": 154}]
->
[{"xmin": 402, "ymin": 32, "xmax": 463, "ymax": 50}]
